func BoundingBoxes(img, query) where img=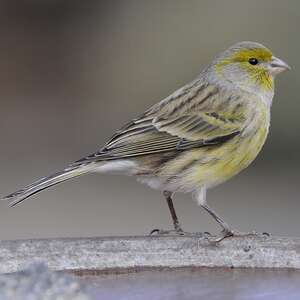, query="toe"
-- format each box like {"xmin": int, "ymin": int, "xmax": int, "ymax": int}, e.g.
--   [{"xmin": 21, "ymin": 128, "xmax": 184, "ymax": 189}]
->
[{"xmin": 149, "ymin": 229, "xmax": 160, "ymax": 235}]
